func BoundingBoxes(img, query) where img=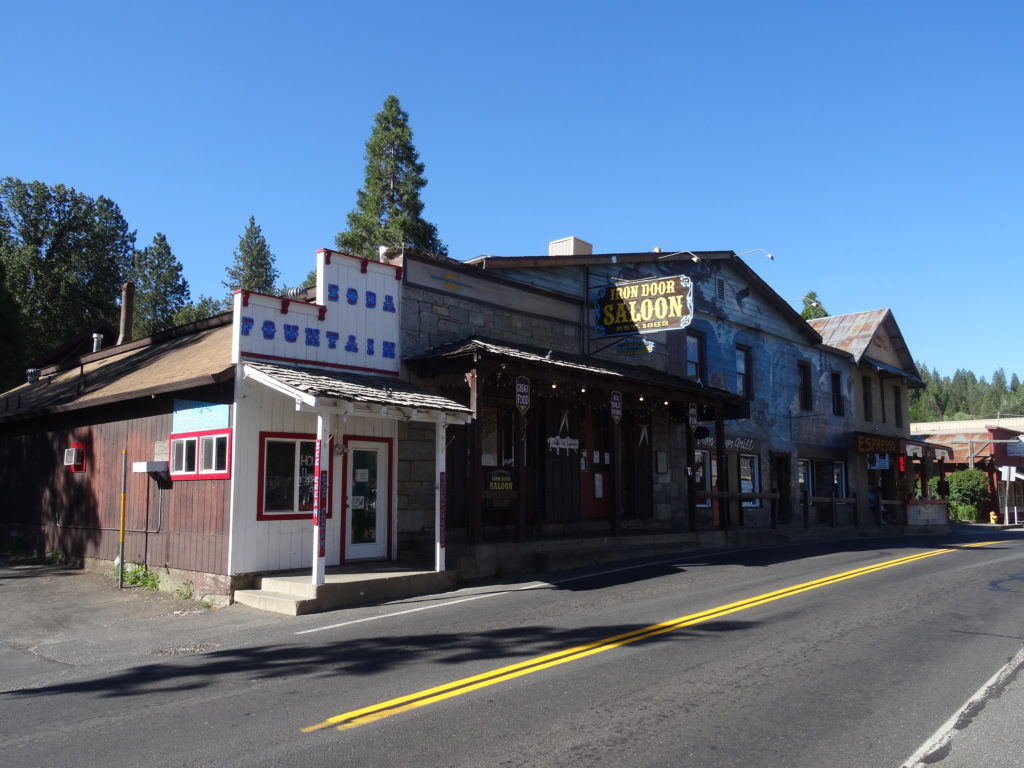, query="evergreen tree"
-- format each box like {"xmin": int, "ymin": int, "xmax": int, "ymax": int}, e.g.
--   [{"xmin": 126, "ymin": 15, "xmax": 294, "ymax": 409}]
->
[
  {"xmin": 223, "ymin": 216, "xmax": 279, "ymax": 297},
  {"xmin": 800, "ymin": 291, "xmax": 828, "ymax": 320},
  {"xmin": 171, "ymin": 295, "xmax": 226, "ymax": 327},
  {"xmin": 336, "ymin": 94, "xmax": 446, "ymax": 260},
  {"xmin": 130, "ymin": 233, "xmax": 190, "ymax": 337},
  {"xmin": 0, "ymin": 177, "xmax": 134, "ymax": 370}
]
